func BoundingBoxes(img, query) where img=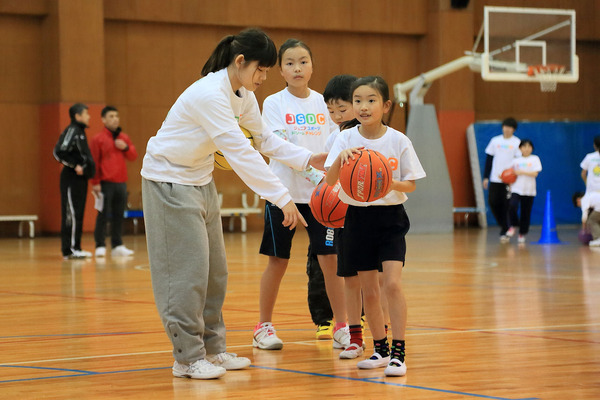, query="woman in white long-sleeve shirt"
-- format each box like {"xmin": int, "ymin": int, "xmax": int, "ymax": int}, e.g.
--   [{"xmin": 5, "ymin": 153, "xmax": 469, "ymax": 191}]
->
[{"xmin": 141, "ymin": 28, "xmax": 325, "ymax": 380}]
